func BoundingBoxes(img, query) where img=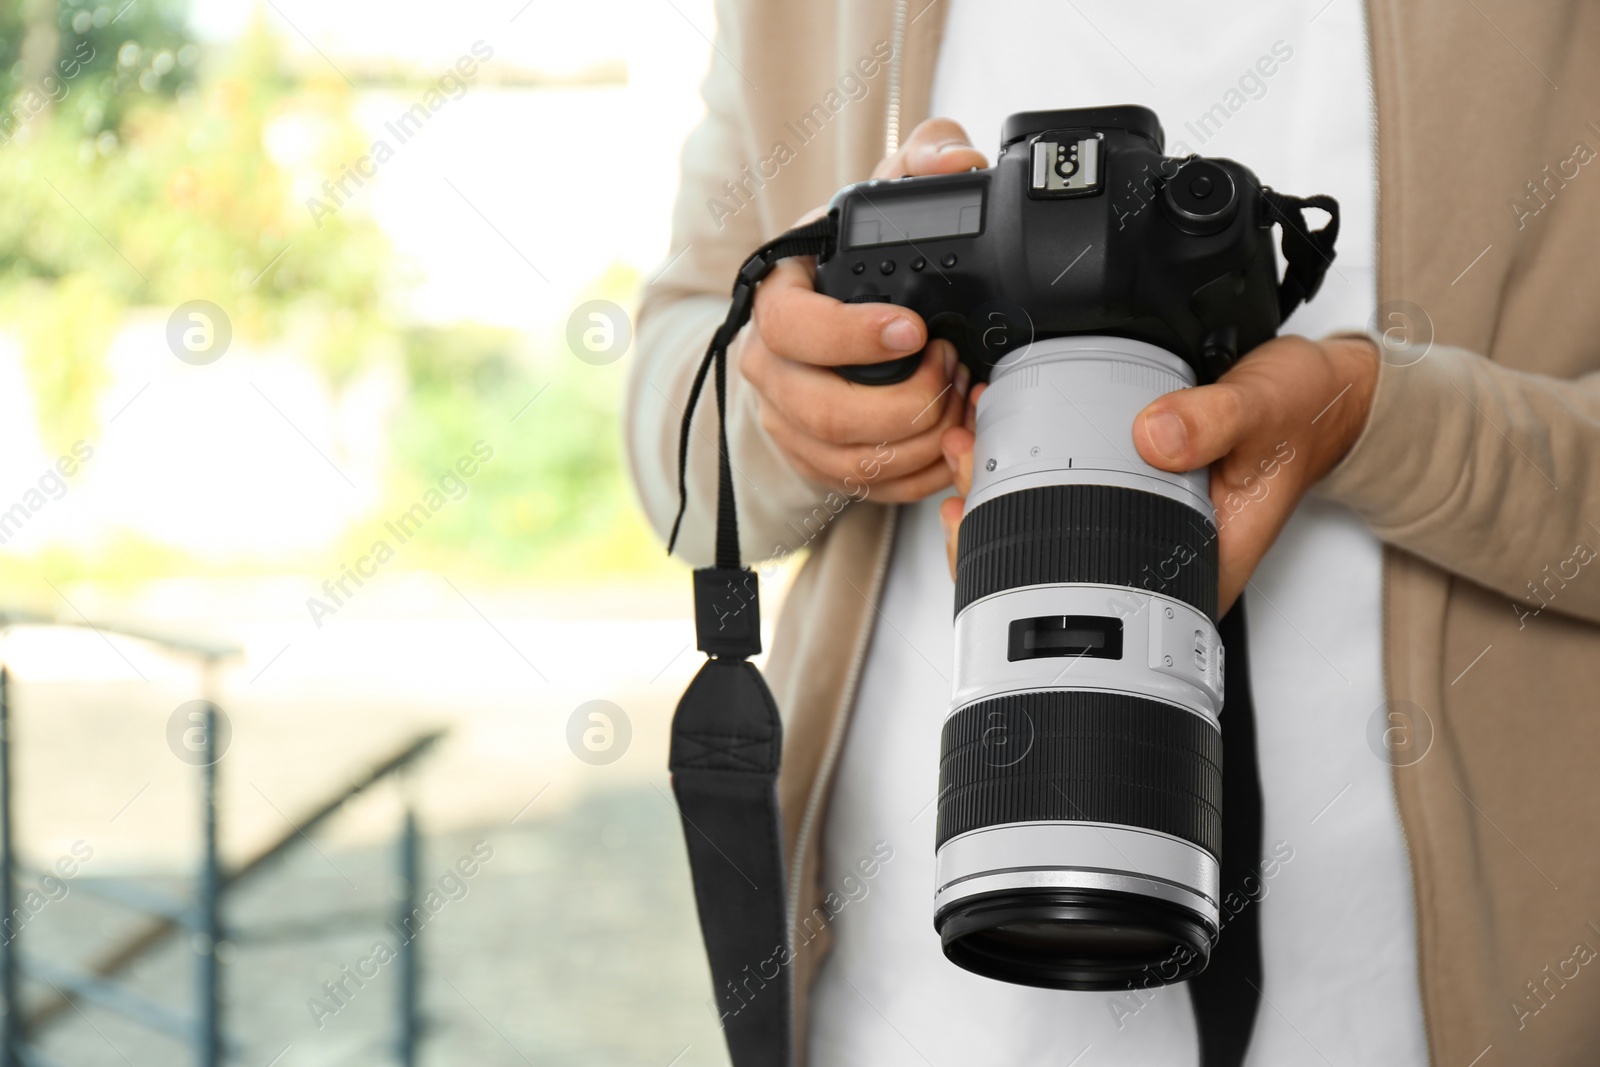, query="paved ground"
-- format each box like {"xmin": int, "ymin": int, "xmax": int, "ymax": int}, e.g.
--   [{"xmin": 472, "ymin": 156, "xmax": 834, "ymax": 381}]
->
[
  {"xmin": 0, "ymin": 575, "xmax": 785, "ymax": 1066},
  {"xmin": 17, "ymin": 786, "xmax": 730, "ymax": 1067}
]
